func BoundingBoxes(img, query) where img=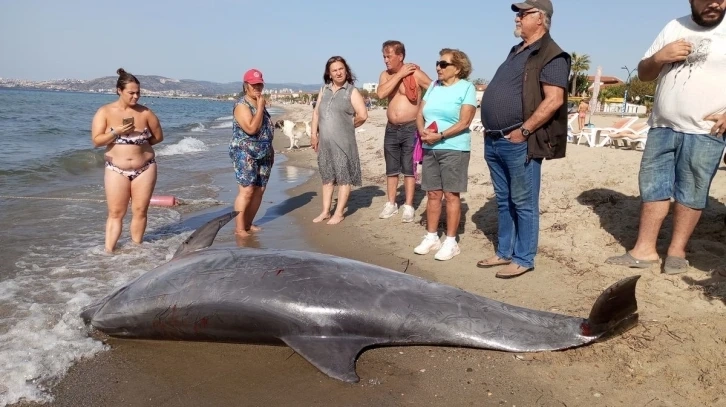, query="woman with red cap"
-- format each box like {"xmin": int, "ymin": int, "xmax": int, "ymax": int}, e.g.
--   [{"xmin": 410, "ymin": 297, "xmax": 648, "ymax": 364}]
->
[{"xmin": 229, "ymin": 68, "xmax": 274, "ymax": 236}]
